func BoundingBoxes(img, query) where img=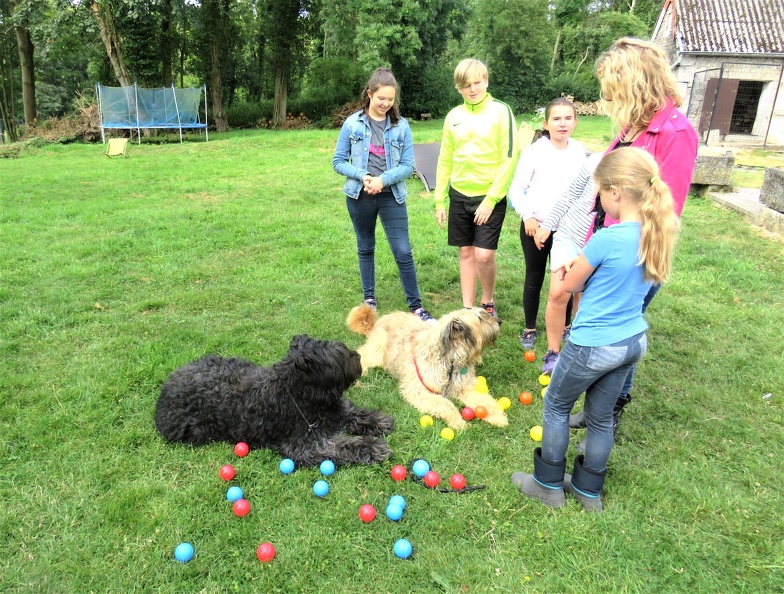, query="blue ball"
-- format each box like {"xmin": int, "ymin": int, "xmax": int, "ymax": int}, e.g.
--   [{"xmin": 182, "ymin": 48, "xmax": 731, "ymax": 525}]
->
[
  {"xmin": 319, "ymin": 460, "xmax": 336, "ymax": 476},
  {"xmin": 393, "ymin": 538, "xmax": 413, "ymax": 559},
  {"xmin": 279, "ymin": 458, "xmax": 295, "ymax": 474},
  {"xmin": 385, "ymin": 503, "xmax": 404, "ymax": 521},
  {"xmin": 412, "ymin": 459, "xmax": 430, "ymax": 478},
  {"xmin": 226, "ymin": 486, "xmax": 243, "ymax": 502},
  {"xmin": 313, "ymin": 479, "xmax": 330, "ymax": 498},
  {"xmin": 389, "ymin": 494, "xmax": 406, "ymax": 510},
  {"xmin": 174, "ymin": 542, "xmax": 194, "ymax": 563}
]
